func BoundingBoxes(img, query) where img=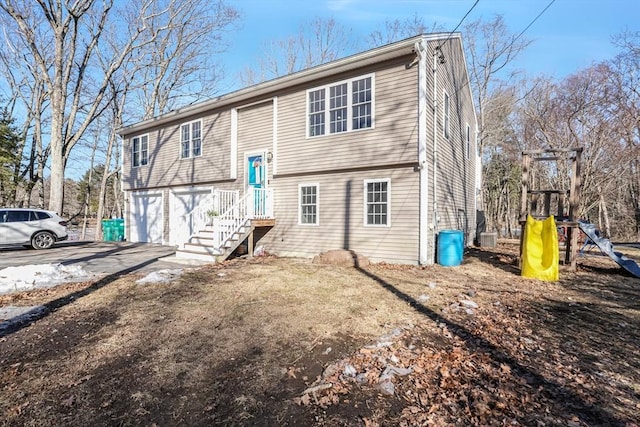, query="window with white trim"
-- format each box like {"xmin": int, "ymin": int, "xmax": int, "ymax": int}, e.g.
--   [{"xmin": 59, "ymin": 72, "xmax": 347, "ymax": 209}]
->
[
  {"xmin": 299, "ymin": 184, "xmax": 319, "ymax": 225},
  {"xmin": 307, "ymin": 74, "xmax": 374, "ymax": 137},
  {"xmin": 364, "ymin": 179, "xmax": 390, "ymax": 226},
  {"xmin": 465, "ymin": 123, "xmax": 471, "ymax": 159},
  {"xmin": 443, "ymin": 90, "xmax": 450, "ymax": 140},
  {"xmin": 309, "ymin": 89, "xmax": 325, "ymax": 136},
  {"xmin": 132, "ymin": 134, "xmax": 148, "ymax": 167},
  {"xmin": 180, "ymin": 120, "xmax": 202, "ymax": 159}
]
